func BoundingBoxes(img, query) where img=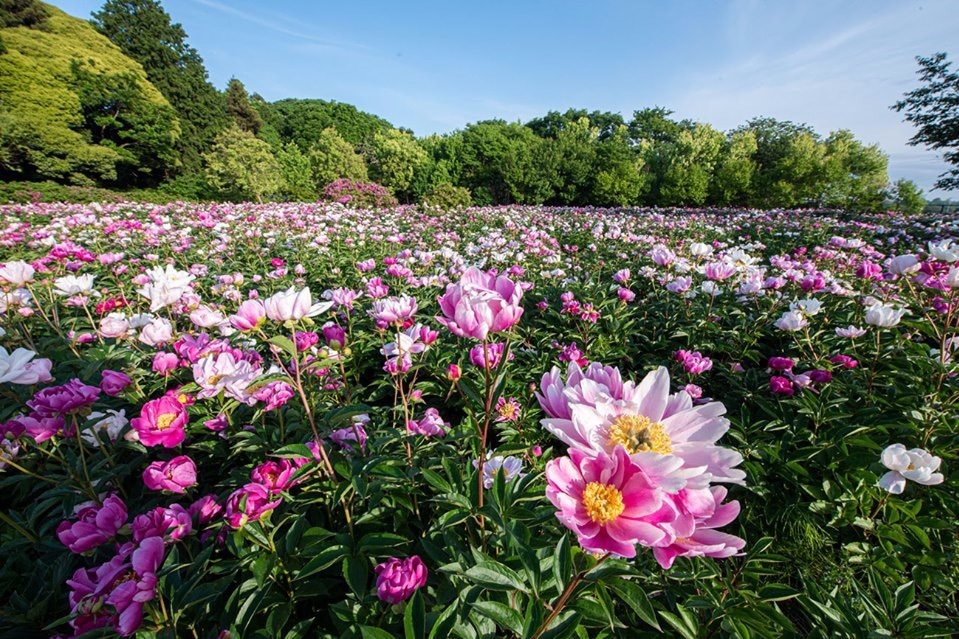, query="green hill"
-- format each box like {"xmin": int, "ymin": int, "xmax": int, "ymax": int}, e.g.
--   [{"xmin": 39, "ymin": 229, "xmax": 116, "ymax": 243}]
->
[{"xmin": 0, "ymin": 2, "xmax": 178, "ymax": 185}]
